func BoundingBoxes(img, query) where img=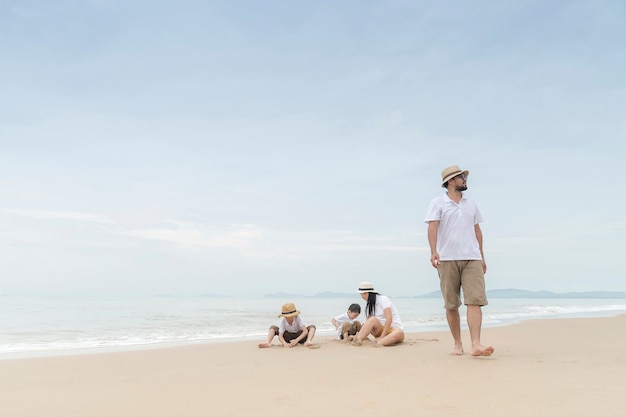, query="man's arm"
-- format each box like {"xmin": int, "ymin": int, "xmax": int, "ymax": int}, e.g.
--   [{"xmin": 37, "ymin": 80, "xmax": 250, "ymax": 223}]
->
[
  {"xmin": 475, "ymin": 224, "xmax": 487, "ymax": 273},
  {"xmin": 427, "ymin": 221, "xmax": 440, "ymax": 268}
]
